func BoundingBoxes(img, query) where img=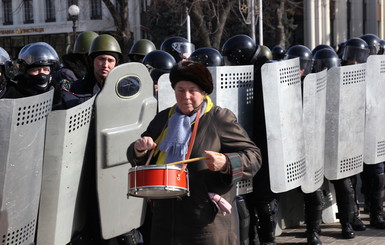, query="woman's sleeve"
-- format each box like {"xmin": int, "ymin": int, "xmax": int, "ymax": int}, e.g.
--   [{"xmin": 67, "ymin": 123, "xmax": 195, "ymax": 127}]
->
[
  {"xmin": 215, "ymin": 107, "xmax": 262, "ymax": 184},
  {"xmin": 126, "ymin": 108, "xmax": 170, "ymax": 166}
]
